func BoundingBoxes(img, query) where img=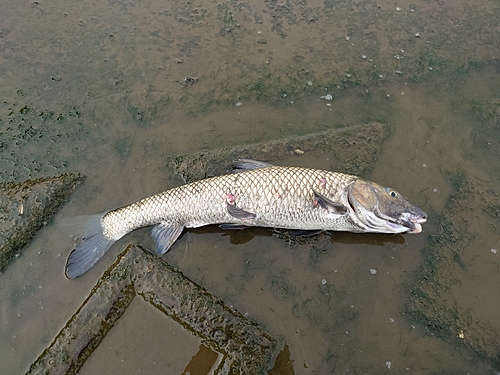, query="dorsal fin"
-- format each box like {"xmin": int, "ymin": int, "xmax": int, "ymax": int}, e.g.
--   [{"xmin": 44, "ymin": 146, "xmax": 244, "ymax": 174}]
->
[{"xmin": 232, "ymin": 159, "xmax": 273, "ymax": 173}]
